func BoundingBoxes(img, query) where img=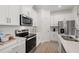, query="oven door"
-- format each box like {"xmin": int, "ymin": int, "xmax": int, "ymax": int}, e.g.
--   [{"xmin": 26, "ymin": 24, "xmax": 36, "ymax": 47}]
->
[{"xmin": 26, "ymin": 36, "xmax": 36, "ymax": 53}]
